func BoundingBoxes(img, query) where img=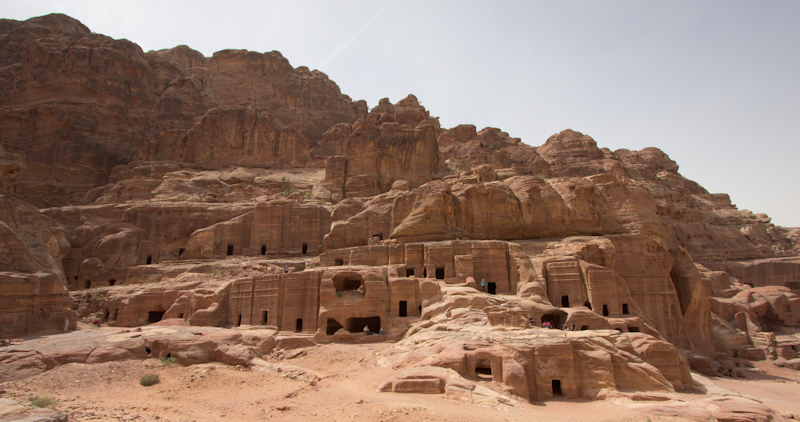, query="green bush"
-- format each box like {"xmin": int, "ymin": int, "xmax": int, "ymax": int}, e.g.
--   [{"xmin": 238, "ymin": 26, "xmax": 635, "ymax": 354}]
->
[
  {"xmin": 139, "ymin": 373, "xmax": 160, "ymax": 387},
  {"xmin": 160, "ymin": 357, "xmax": 178, "ymax": 366},
  {"xmin": 283, "ymin": 188, "xmax": 297, "ymax": 198},
  {"xmin": 30, "ymin": 396, "xmax": 56, "ymax": 409}
]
